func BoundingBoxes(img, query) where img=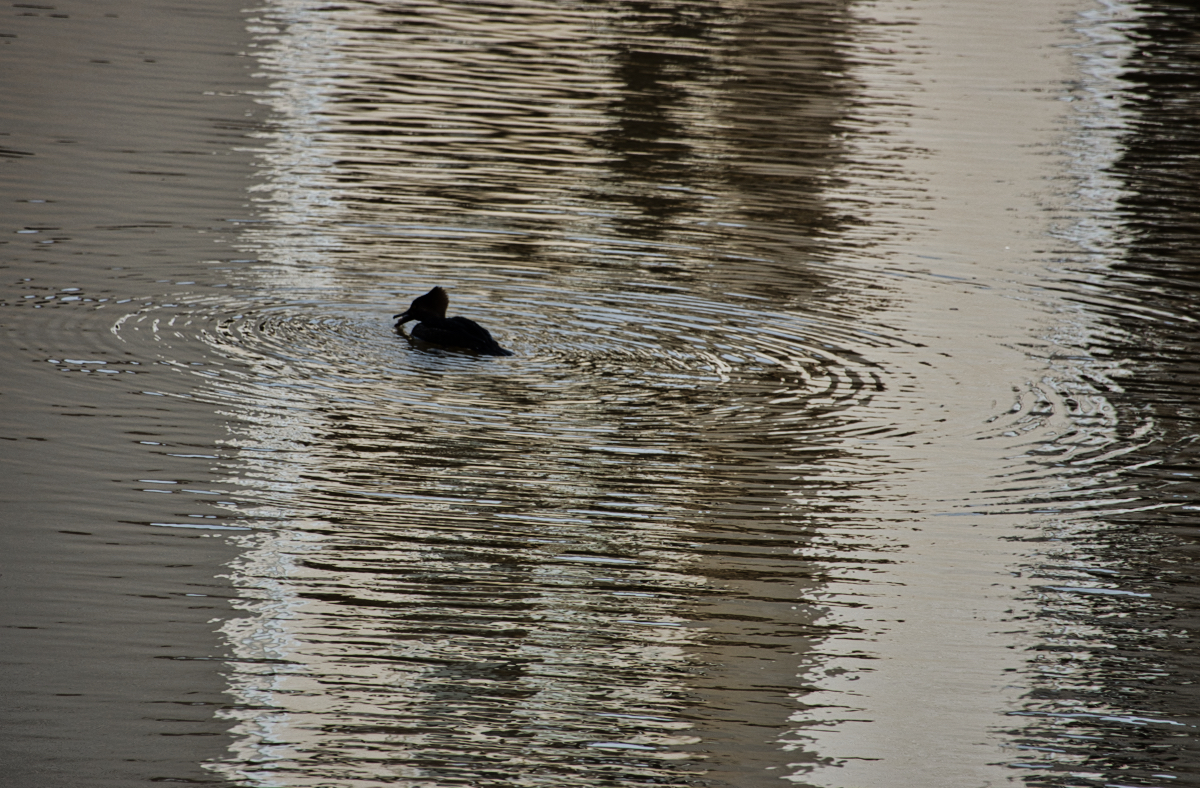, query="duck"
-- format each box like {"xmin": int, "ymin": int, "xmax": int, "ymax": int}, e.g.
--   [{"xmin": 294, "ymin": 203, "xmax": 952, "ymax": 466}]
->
[{"xmin": 393, "ymin": 286, "xmax": 513, "ymax": 356}]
